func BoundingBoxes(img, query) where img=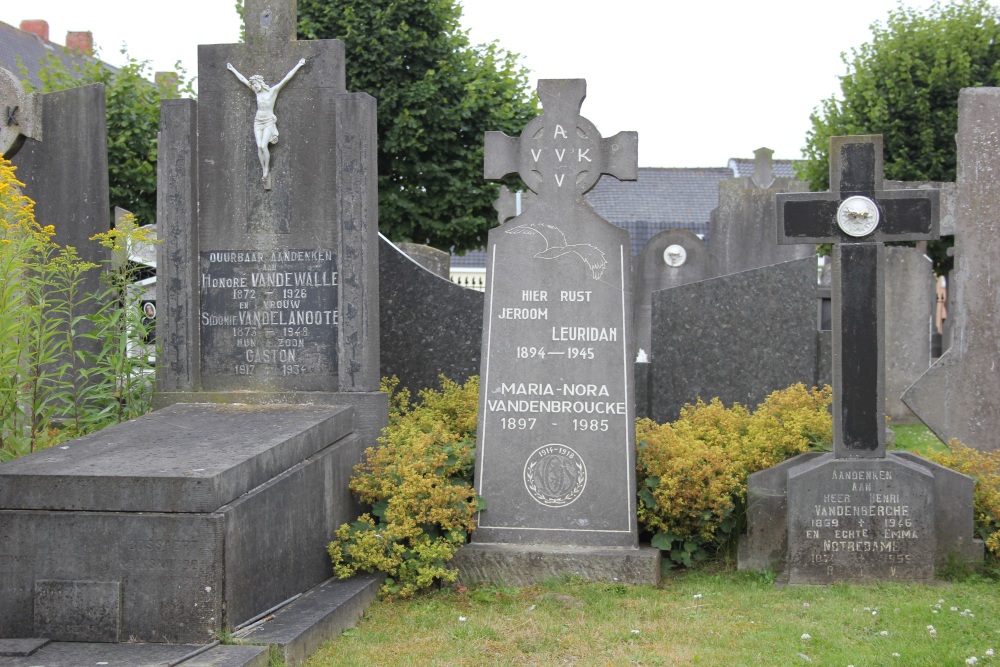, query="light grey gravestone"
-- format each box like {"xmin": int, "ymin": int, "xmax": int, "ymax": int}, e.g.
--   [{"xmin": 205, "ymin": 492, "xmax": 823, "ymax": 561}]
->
[
  {"xmin": 453, "ymin": 80, "xmax": 660, "ymax": 585},
  {"xmin": 632, "ymin": 228, "xmax": 708, "ymax": 358},
  {"xmin": 649, "ymin": 255, "xmax": 818, "ymax": 423},
  {"xmin": 0, "ymin": 0, "xmax": 386, "ymax": 644},
  {"xmin": 883, "ymin": 246, "xmax": 935, "ymax": 423},
  {"xmin": 739, "ymin": 135, "xmax": 981, "ymax": 584},
  {"xmin": 903, "ymin": 88, "xmax": 1000, "ymax": 452},
  {"xmin": 709, "ymin": 147, "xmax": 812, "ymax": 277}
]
